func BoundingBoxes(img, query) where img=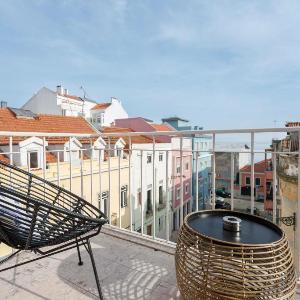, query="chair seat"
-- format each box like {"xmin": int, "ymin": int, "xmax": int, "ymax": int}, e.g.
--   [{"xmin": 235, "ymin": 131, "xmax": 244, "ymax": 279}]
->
[{"xmin": 0, "ymin": 162, "xmax": 107, "ymax": 250}]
